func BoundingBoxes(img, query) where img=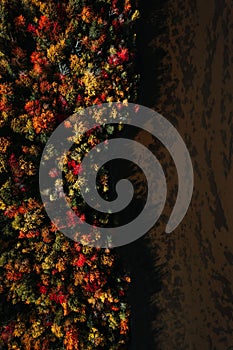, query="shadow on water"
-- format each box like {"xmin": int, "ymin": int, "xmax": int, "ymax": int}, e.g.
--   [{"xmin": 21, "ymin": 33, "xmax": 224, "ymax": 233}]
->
[
  {"xmin": 115, "ymin": 240, "xmax": 164, "ymax": 350},
  {"xmin": 135, "ymin": 0, "xmax": 168, "ymax": 108},
  {"xmin": 114, "ymin": 1, "xmax": 169, "ymax": 349}
]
